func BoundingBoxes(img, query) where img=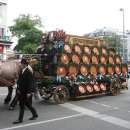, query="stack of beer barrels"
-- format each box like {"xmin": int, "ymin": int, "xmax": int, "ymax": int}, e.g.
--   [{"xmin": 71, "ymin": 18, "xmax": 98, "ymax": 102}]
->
[{"xmin": 56, "ymin": 42, "xmax": 128, "ymax": 96}]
